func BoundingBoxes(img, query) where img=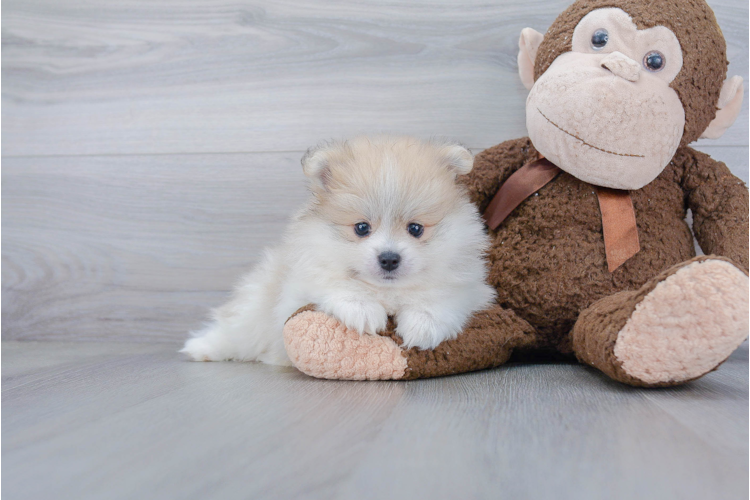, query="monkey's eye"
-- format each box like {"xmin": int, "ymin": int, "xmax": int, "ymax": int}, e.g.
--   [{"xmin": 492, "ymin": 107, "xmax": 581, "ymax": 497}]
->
[
  {"xmin": 643, "ymin": 51, "xmax": 665, "ymax": 72},
  {"xmin": 407, "ymin": 223, "xmax": 424, "ymax": 238},
  {"xmin": 590, "ymin": 29, "xmax": 609, "ymax": 50},
  {"xmin": 354, "ymin": 222, "xmax": 371, "ymax": 237}
]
